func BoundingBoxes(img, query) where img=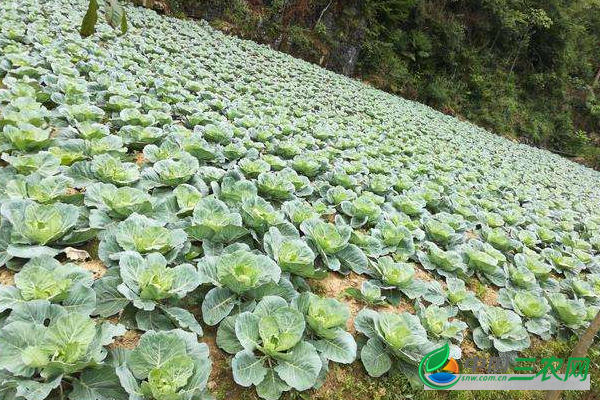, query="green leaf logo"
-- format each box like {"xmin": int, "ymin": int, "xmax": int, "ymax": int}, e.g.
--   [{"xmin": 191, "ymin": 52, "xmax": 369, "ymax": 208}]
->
[
  {"xmin": 419, "ymin": 343, "xmax": 459, "ymax": 389},
  {"xmin": 425, "ymin": 342, "xmax": 449, "ymax": 372}
]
